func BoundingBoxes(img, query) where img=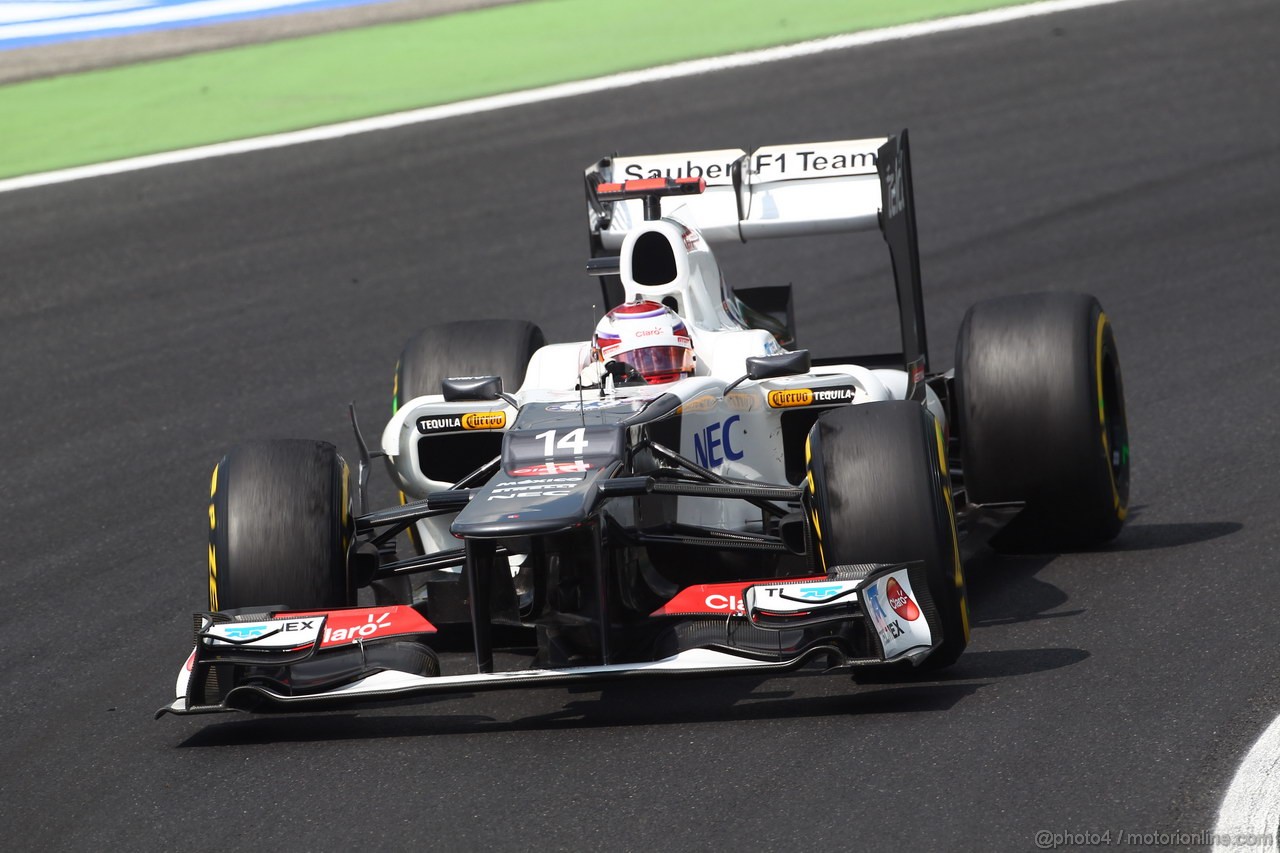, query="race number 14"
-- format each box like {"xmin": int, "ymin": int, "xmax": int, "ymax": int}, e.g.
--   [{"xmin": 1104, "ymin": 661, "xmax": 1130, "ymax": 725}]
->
[{"xmin": 535, "ymin": 428, "xmax": 588, "ymax": 458}]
